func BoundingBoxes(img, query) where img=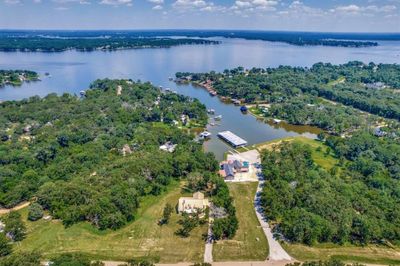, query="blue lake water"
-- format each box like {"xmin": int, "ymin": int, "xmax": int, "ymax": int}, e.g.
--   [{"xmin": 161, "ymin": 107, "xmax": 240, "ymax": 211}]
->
[{"xmin": 1, "ymin": 38, "xmax": 400, "ymax": 159}]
